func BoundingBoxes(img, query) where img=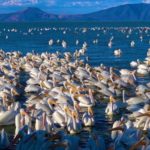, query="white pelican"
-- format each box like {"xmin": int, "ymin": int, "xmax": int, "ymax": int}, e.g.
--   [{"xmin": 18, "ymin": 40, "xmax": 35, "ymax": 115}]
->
[
  {"xmin": 62, "ymin": 40, "xmax": 67, "ymax": 48},
  {"xmin": 82, "ymin": 42, "xmax": 87, "ymax": 49},
  {"xmin": 0, "ymin": 102, "xmax": 20, "ymax": 125},
  {"xmin": 108, "ymin": 40, "xmax": 112, "ymax": 48},
  {"xmin": 111, "ymin": 120, "xmax": 123, "ymax": 140},
  {"xmin": 57, "ymin": 39, "xmax": 60, "ymax": 43},
  {"xmin": 82, "ymin": 107, "xmax": 95, "ymax": 126},
  {"xmin": 105, "ymin": 96, "xmax": 119, "ymax": 115},
  {"xmin": 48, "ymin": 39, "xmax": 53, "ymax": 46},
  {"xmin": 15, "ymin": 109, "xmax": 31, "ymax": 136},
  {"xmin": 137, "ymin": 64, "xmax": 149, "ymax": 76},
  {"xmin": 130, "ymin": 41, "xmax": 135, "ymax": 47},
  {"xmin": 76, "ymin": 89, "xmax": 95, "ymax": 107},
  {"xmin": 76, "ymin": 40, "xmax": 79, "ymax": 45},
  {"xmin": 130, "ymin": 59, "xmax": 140, "ymax": 68},
  {"xmin": 147, "ymin": 48, "xmax": 150, "ymax": 57},
  {"xmin": 52, "ymin": 109, "xmax": 66, "ymax": 127},
  {"xmin": 126, "ymin": 96, "xmax": 147, "ymax": 106},
  {"xmin": 67, "ymin": 111, "xmax": 82, "ymax": 134},
  {"xmin": 120, "ymin": 69, "xmax": 136, "ymax": 83},
  {"xmin": 140, "ymin": 35, "xmax": 143, "ymax": 42},
  {"xmin": 39, "ymin": 80, "xmax": 52, "ymax": 90},
  {"xmin": 25, "ymin": 84, "xmax": 41, "ymax": 93},
  {"xmin": 114, "ymin": 49, "xmax": 122, "ymax": 56}
]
